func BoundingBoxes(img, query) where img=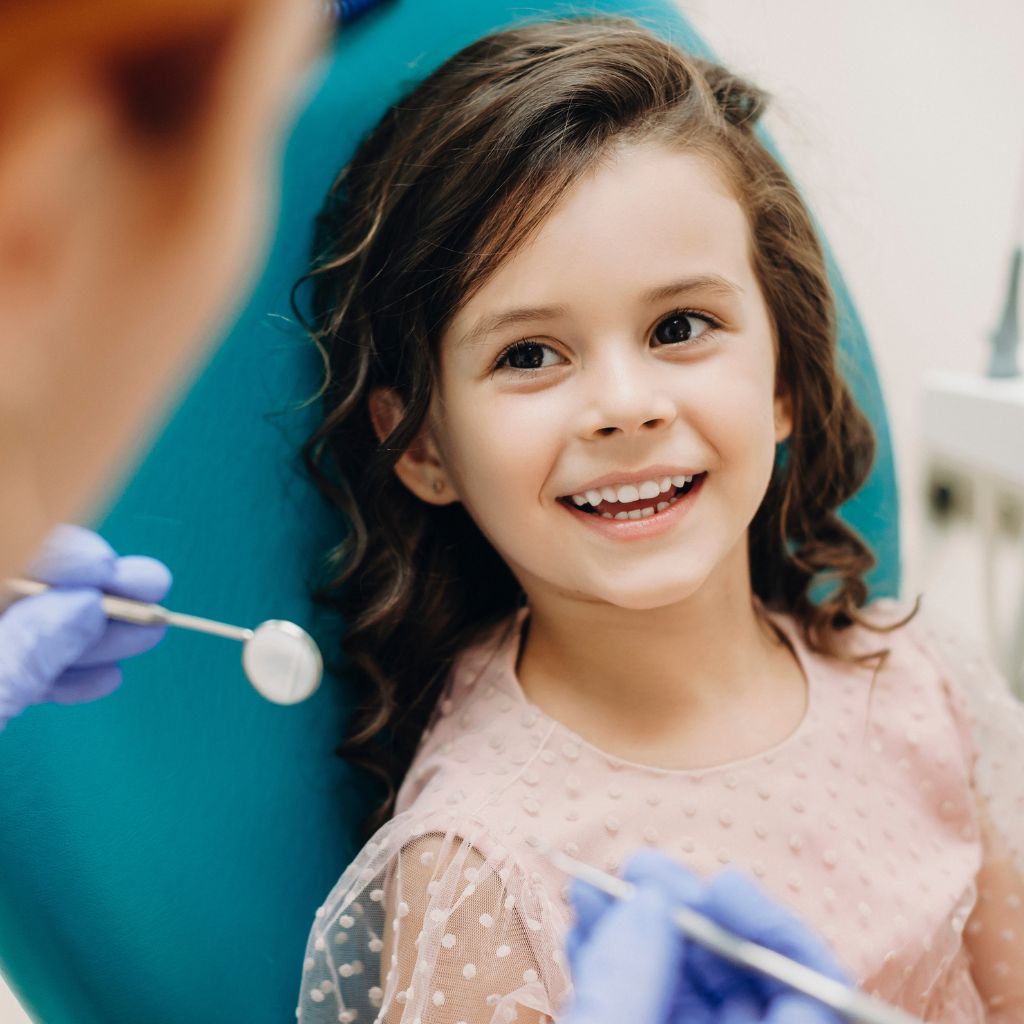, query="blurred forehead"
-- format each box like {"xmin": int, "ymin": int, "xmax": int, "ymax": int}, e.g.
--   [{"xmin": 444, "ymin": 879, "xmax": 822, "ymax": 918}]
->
[{"xmin": 0, "ymin": 0, "xmax": 255, "ymax": 109}]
